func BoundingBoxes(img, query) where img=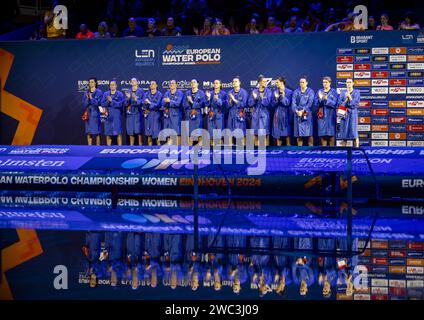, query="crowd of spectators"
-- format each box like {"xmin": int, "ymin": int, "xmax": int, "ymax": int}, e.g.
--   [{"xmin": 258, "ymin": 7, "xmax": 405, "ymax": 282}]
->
[{"xmin": 25, "ymin": 0, "xmax": 423, "ymax": 40}]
